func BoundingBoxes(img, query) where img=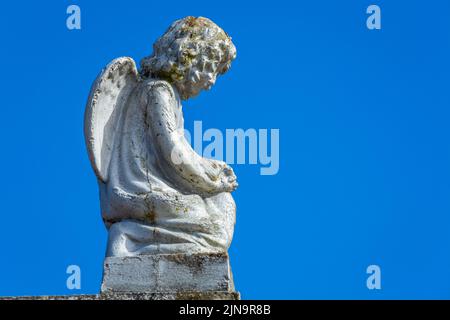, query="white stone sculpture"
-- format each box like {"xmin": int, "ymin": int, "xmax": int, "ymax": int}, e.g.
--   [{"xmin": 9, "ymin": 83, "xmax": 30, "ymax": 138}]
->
[{"xmin": 84, "ymin": 17, "xmax": 238, "ymax": 260}]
